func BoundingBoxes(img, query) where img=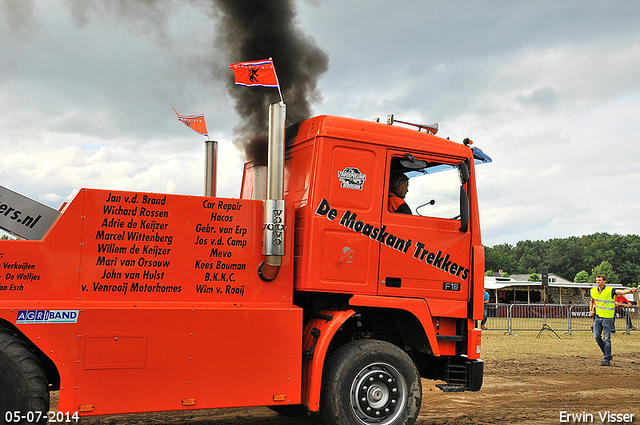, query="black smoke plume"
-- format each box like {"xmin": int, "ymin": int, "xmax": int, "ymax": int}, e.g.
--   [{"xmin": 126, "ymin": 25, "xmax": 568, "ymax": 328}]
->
[{"xmin": 214, "ymin": 0, "xmax": 329, "ymax": 164}]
